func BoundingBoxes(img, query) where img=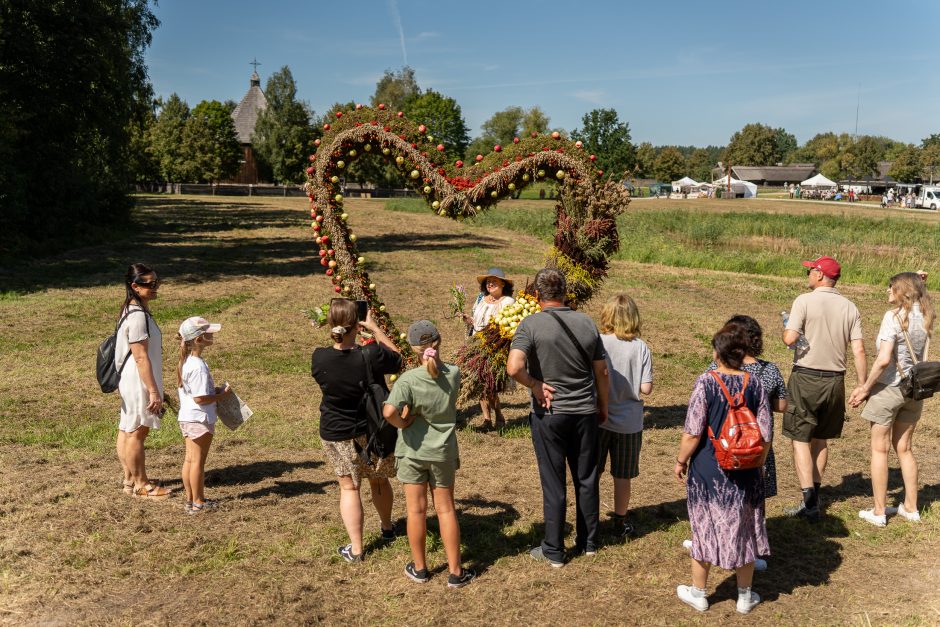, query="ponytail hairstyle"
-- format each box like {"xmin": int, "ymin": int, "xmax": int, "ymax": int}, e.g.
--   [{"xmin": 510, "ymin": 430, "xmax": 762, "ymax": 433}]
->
[
  {"xmin": 413, "ymin": 338, "xmax": 443, "ymax": 378},
  {"xmin": 890, "ymin": 272, "xmax": 936, "ymax": 337},
  {"xmin": 176, "ymin": 332, "xmax": 195, "ymax": 387},
  {"xmin": 327, "ymin": 298, "xmax": 358, "ymax": 343},
  {"xmin": 122, "ymin": 263, "xmax": 154, "ymax": 317}
]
